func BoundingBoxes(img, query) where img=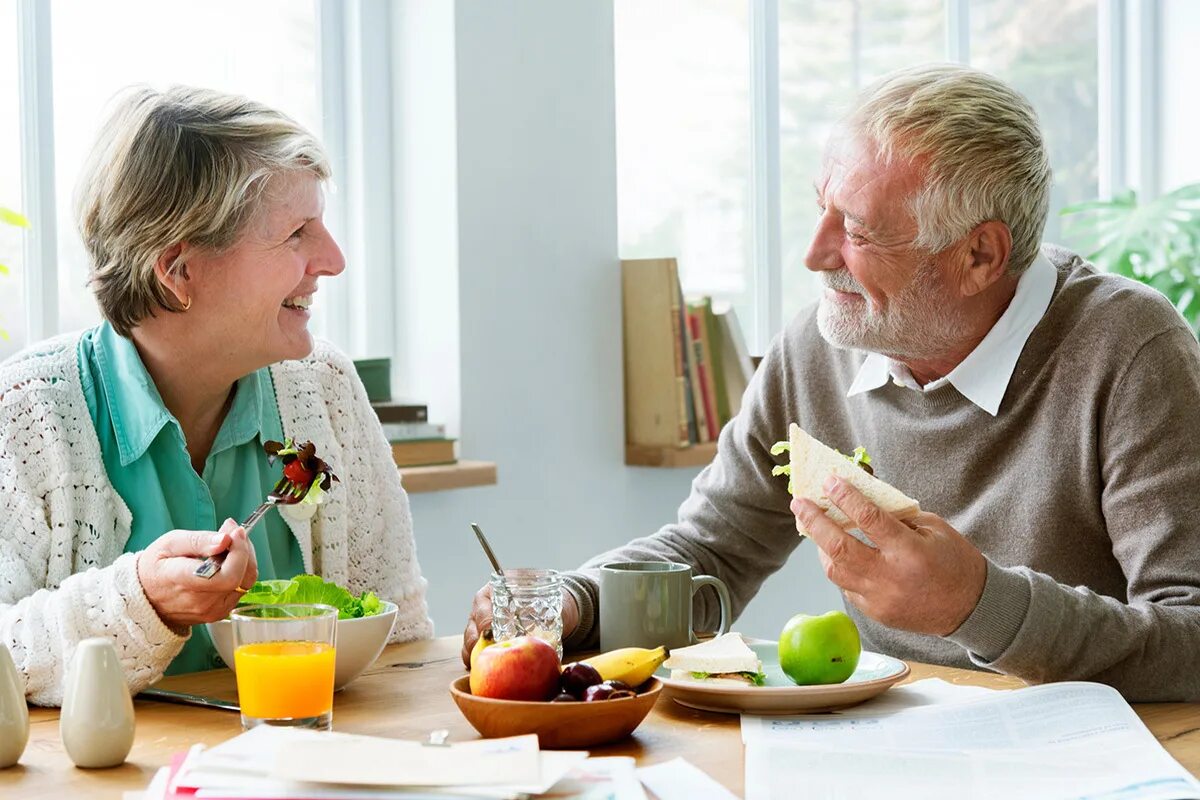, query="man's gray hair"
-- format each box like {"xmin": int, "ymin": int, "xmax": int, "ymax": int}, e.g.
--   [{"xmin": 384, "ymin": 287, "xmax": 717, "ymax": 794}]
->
[
  {"xmin": 845, "ymin": 64, "xmax": 1051, "ymax": 275},
  {"xmin": 76, "ymin": 85, "xmax": 331, "ymax": 336}
]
